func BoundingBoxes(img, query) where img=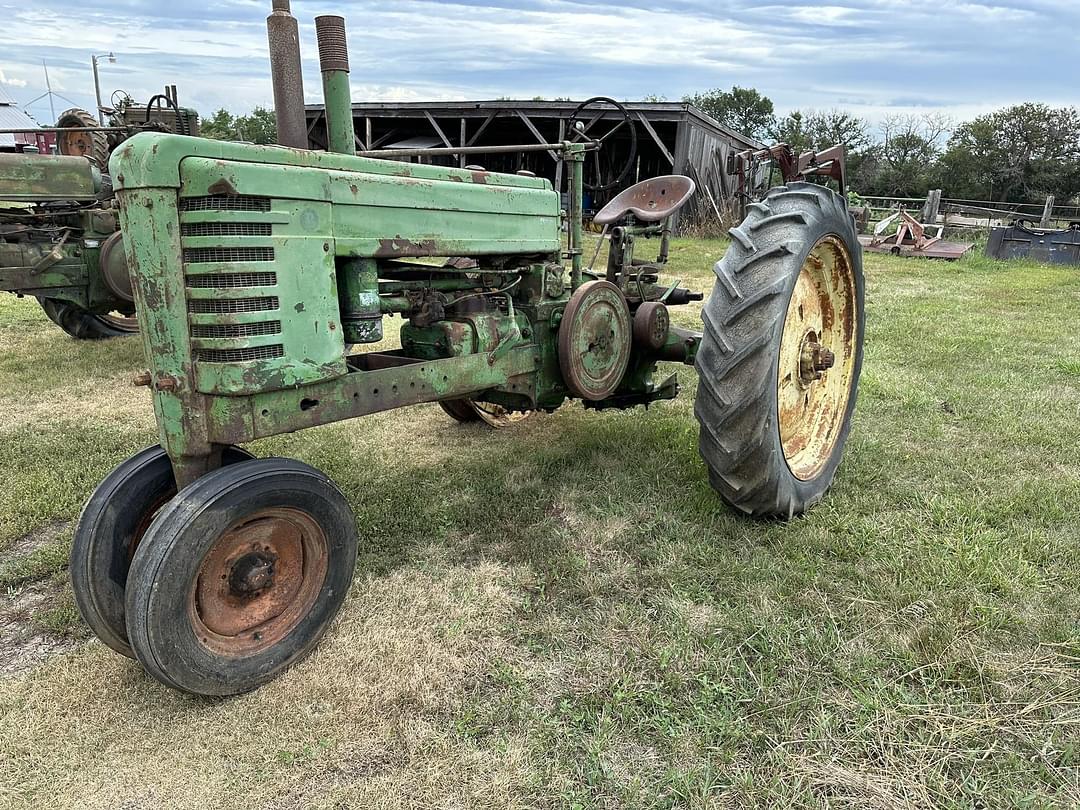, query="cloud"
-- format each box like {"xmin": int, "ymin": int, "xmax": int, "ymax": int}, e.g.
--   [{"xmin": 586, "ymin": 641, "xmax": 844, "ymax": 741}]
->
[
  {"xmin": 0, "ymin": 70, "xmax": 28, "ymax": 88},
  {"xmin": 0, "ymin": 0, "xmax": 1076, "ymax": 126}
]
